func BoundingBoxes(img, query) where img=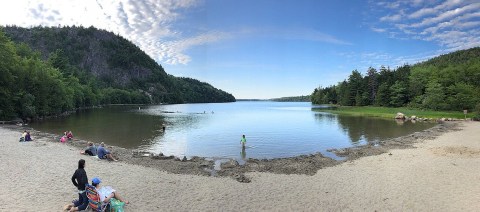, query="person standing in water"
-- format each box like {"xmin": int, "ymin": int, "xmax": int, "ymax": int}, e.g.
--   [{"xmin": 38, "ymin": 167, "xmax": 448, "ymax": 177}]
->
[{"xmin": 240, "ymin": 135, "xmax": 246, "ymax": 147}]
